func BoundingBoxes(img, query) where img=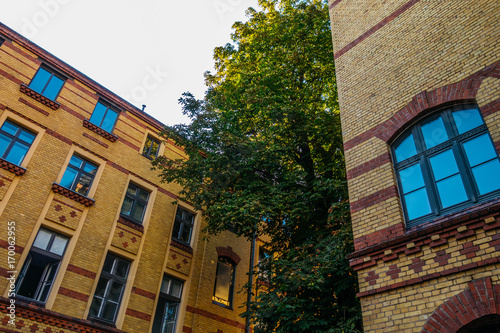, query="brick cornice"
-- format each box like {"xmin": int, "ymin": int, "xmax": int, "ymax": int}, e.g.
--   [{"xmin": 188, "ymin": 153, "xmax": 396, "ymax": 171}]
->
[{"xmin": 19, "ymin": 84, "xmax": 60, "ymax": 110}]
